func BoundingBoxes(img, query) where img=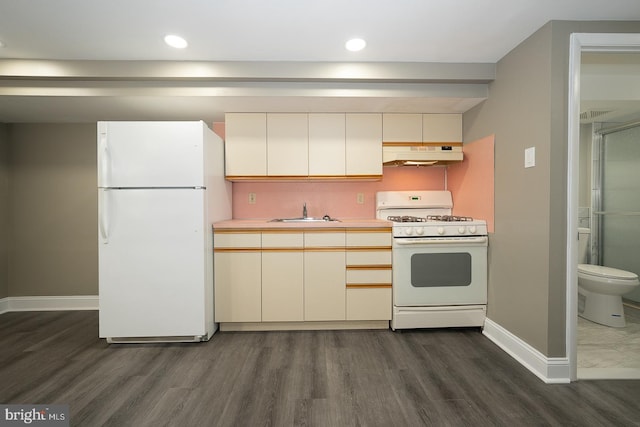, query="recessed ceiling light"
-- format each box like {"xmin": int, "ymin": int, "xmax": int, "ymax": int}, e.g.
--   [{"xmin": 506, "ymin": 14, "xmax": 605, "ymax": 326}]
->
[
  {"xmin": 164, "ymin": 34, "xmax": 188, "ymax": 49},
  {"xmin": 345, "ymin": 38, "xmax": 366, "ymax": 52}
]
